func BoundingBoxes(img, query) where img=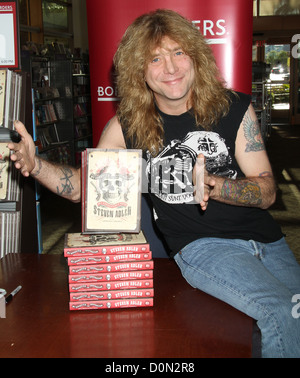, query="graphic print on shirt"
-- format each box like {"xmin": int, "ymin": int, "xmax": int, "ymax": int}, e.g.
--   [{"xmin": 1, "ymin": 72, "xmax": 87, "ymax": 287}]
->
[{"xmin": 146, "ymin": 131, "xmax": 237, "ymax": 204}]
